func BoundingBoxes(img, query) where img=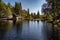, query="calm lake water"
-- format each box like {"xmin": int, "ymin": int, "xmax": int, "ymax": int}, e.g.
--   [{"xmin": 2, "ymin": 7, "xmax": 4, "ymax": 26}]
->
[{"xmin": 0, "ymin": 20, "xmax": 51, "ymax": 40}]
